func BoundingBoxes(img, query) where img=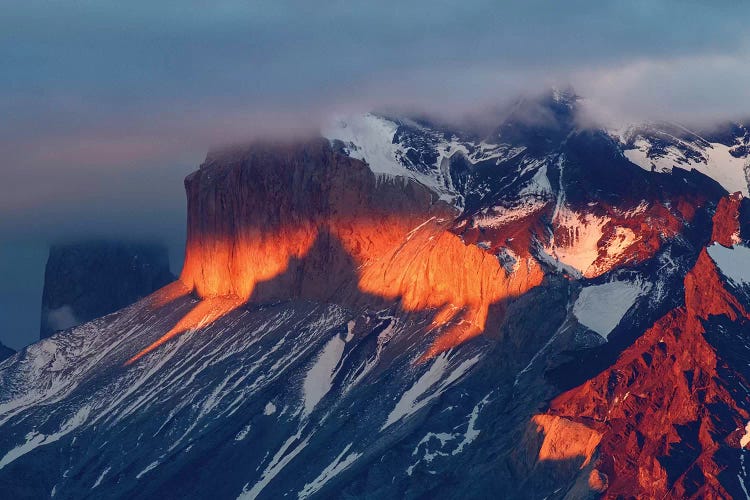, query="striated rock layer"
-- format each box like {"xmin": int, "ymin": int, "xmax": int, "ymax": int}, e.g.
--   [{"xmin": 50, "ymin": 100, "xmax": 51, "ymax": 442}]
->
[{"xmin": 128, "ymin": 139, "xmax": 545, "ymax": 364}]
